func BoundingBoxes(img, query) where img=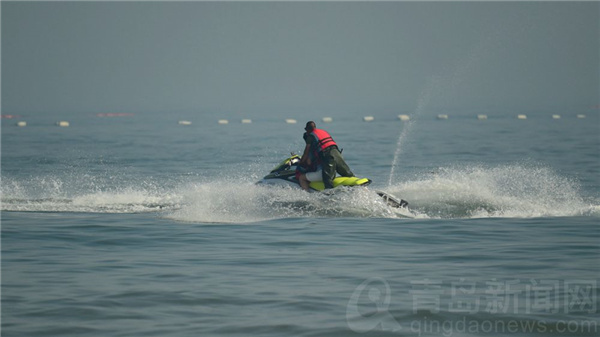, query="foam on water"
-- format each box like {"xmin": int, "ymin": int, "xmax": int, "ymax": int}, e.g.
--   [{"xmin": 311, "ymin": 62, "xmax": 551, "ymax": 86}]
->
[
  {"xmin": 0, "ymin": 173, "xmax": 406, "ymax": 221},
  {"xmin": 165, "ymin": 181, "xmax": 405, "ymax": 223},
  {"xmin": 0, "ymin": 175, "xmax": 182, "ymax": 213},
  {"xmin": 2, "ymin": 163, "xmax": 597, "ymax": 221},
  {"xmin": 384, "ymin": 163, "xmax": 598, "ymax": 218}
]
